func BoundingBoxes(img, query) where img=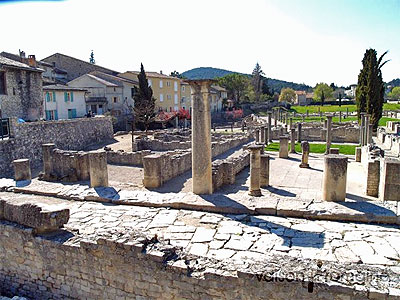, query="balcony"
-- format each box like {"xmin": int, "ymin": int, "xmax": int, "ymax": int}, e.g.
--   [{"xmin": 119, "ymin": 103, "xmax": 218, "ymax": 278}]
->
[{"xmin": 86, "ymin": 96, "xmax": 107, "ymax": 104}]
